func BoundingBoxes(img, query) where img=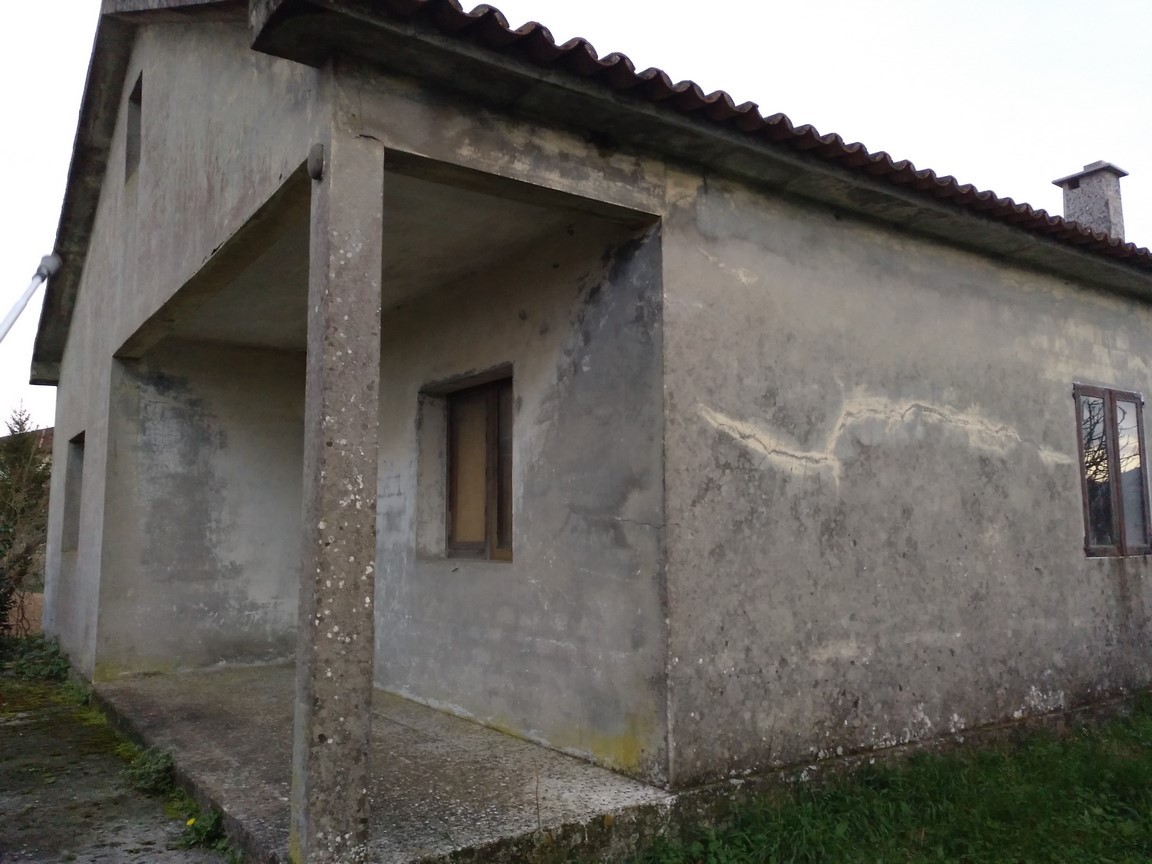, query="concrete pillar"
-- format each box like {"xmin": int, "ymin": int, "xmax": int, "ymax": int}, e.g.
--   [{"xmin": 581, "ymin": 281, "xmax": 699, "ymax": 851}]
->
[{"xmin": 290, "ymin": 67, "xmax": 384, "ymax": 864}]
